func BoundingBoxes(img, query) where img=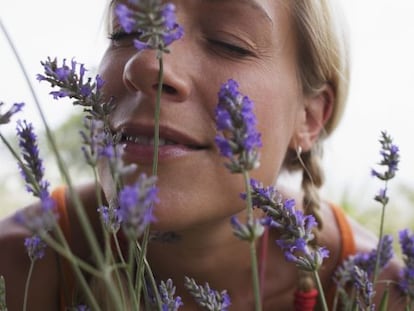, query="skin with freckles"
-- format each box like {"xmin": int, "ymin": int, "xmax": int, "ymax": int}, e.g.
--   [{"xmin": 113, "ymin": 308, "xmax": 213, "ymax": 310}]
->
[
  {"xmin": 0, "ymin": 1, "xmax": 407, "ymax": 310},
  {"xmin": 100, "ymin": 0, "xmax": 307, "ymax": 232}
]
